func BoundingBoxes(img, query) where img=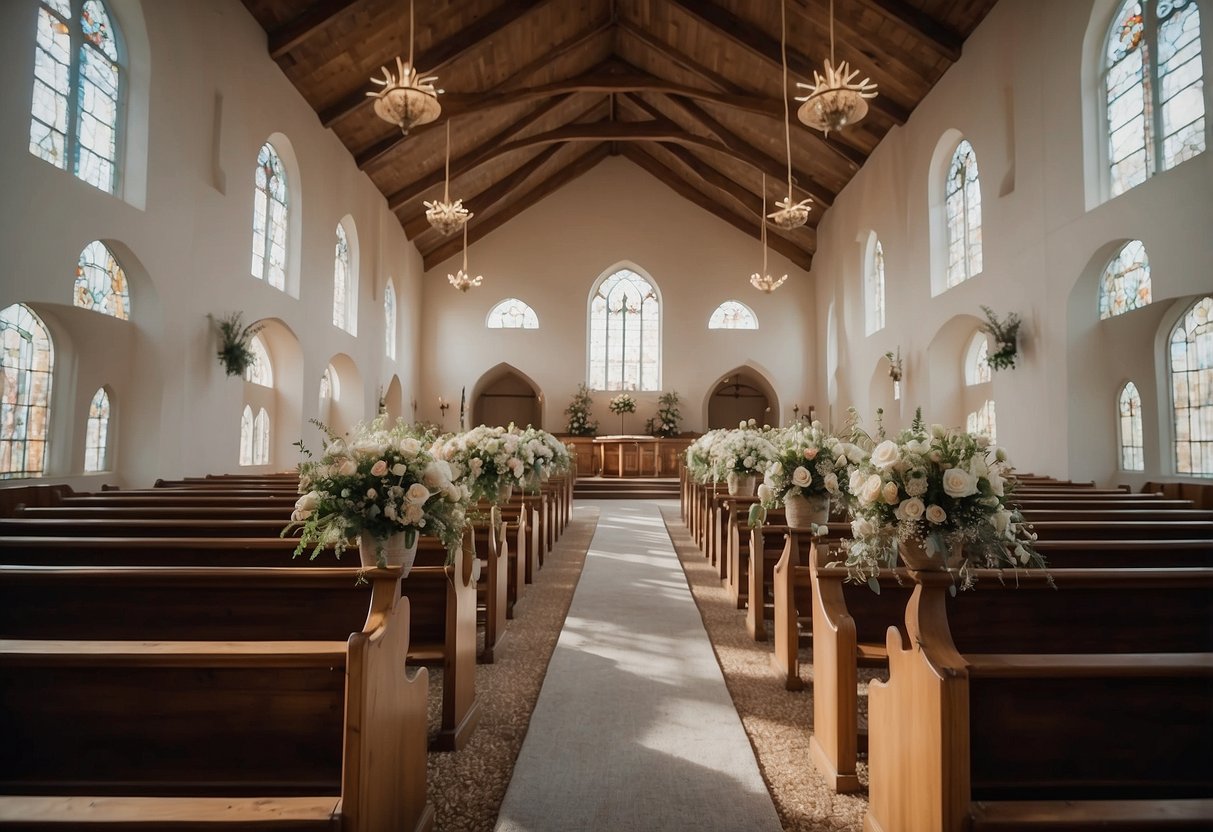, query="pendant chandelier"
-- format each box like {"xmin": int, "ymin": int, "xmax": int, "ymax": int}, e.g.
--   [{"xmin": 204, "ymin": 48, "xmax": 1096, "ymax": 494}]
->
[
  {"xmin": 366, "ymin": 0, "xmax": 443, "ymax": 135},
  {"xmin": 447, "ymin": 222, "xmax": 483, "ymax": 292},
  {"xmin": 796, "ymin": 0, "xmax": 878, "ymax": 135},
  {"xmin": 768, "ymin": 0, "xmax": 812, "ymax": 230},
  {"xmin": 424, "ymin": 121, "xmax": 472, "ymax": 235},
  {"xmin": 751, "ymin": 175, "xmax": 788, "ymax": 294}
]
